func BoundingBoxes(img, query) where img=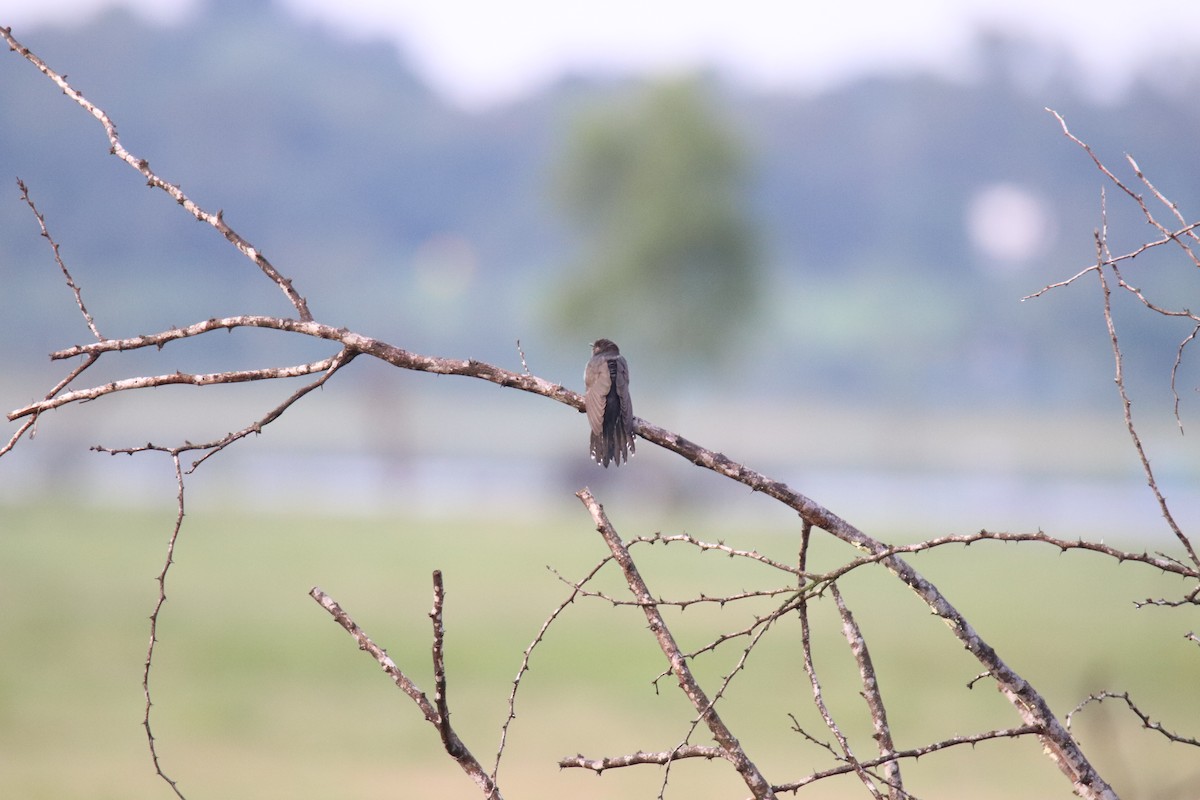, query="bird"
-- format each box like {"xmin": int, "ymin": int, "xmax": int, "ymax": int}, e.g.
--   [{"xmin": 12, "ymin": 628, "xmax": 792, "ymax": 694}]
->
[{"xmin": 583, "ymin": 338, "xmax": 635, "ymax": 467}]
